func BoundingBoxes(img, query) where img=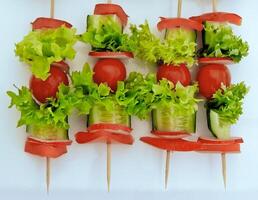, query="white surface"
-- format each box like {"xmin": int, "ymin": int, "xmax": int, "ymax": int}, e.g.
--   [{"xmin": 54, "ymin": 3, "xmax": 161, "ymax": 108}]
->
[{"xmin": 0, "ymin": 0, "xmax": 257, "ymax": 199}]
